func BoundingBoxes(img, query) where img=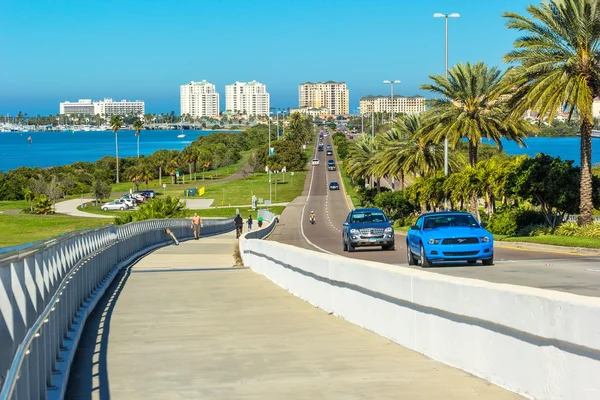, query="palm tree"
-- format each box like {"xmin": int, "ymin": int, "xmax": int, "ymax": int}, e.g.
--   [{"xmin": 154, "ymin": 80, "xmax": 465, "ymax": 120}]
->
[
  {"xmin": 420, "ymin": 61, "xmax": 529, "ymax": 167},
  {"xmin": 346, "ymin": 134, "xmax": 377, "ymax": 186},
  {"xmin": 110, "ymin": 115, "xmax": 124, "ymax": 183},
  {"xmin": 133, "ymin": 119, "xmax": 144, "ymax": 159},
  {"xmin": 502, "ymin": 0, "xmax": 600, "ymax": 225}
]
